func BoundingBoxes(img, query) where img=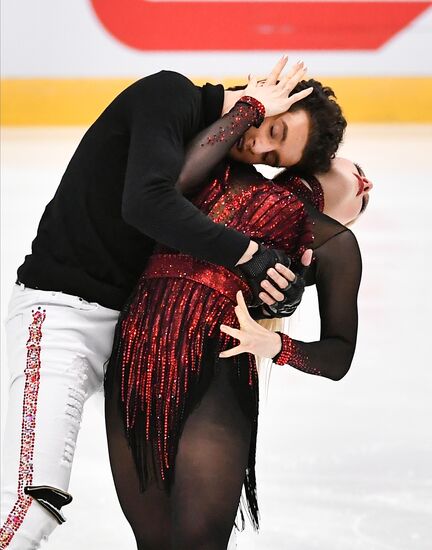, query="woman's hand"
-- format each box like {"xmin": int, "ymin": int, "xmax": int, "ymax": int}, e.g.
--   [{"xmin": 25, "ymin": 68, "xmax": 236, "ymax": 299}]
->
[
  {"xmin": 243, "ymin": 56, "xmax": 313, "ymax": 118},
  {"xmin": 219, "ymin": 290, "xmax": 282, "ymax": 359}
]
